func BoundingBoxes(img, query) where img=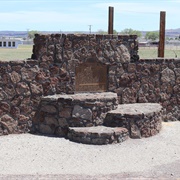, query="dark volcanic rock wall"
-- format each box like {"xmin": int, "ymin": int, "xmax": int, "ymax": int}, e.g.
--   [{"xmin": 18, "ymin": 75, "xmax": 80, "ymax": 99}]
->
[
  {"xmin": 0, "ymin": 34, "xmax": 179, "ymax": 136},
  {"xmin": 118, "ymin": 59, "xmax": 180, "ymax": 121},
  {"xmin": 32, "ymin": 34, "xmax": 139, "ymax": 63}
]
